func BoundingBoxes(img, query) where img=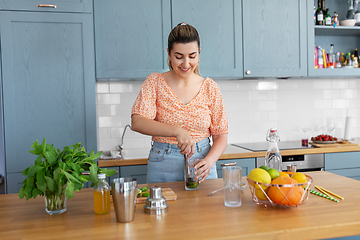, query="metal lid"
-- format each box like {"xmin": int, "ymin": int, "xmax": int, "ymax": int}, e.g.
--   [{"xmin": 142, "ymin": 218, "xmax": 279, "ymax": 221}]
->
[{"xmin": 144, "ymin": 186, "xmax": 168, "ymax": 215}]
